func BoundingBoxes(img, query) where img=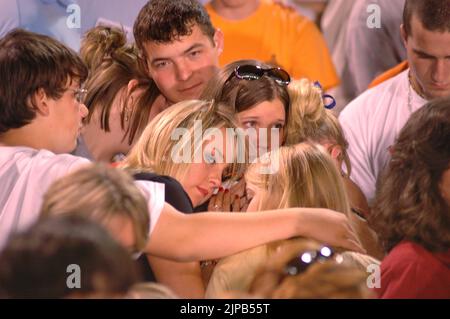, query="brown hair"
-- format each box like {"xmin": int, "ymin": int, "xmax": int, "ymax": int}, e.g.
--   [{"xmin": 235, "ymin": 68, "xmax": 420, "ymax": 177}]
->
[
  {"xmin": 403, "ymin": 0, "xmax": 450, "ymax": 36},
  {"xmin": 0, "ymin": 215, "xmax": 138, "ymax": 298},
  {"xmin": 81, "ymin": 26, "xmax": 160, "ymax": 144},
  {"xmin": 133, "ymin": 0, "xmax": 215, "ymax": 54},
  {"xmin": 249, "ymin": 239, "xmax": 373, "ymax": 299},
  {"xmin": 0, "ymin": 29, "xmax": 87, "ymax": 133},
  {"xmin": 41, "ymin": 164, "xmax": 150, "ymax": 252},
  {"xmin": 80, "ymin": 25, "xmax": 127, "ymax": 72},
  {"xmin": 370, "ymin": 98, "xmax": 450, "ymax": 253},
  {"xmin": 201, "ymin": 60, "xmax": 290, "ymax": 133}
]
